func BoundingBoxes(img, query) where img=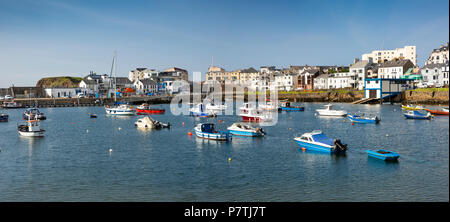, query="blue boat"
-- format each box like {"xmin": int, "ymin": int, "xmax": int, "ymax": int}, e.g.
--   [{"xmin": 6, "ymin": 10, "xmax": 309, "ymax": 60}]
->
[
  {"xmin": 280, "ymin": 101, "xmax": 304, "ymax": 111},
  {"xmin": 366, "ymin": 149, "xmax": 399, "ymax": 161},
  {"xmin": 403, "ymin": 110, "xmax": 432, "ymax": 120},
  {"xmin": 194, "ymin": 123, "xmax": 230, "ymax": 141},
  {"xmin": 0, "ymin": 113, "xmax": 8, "ymax": 122},
  {"xmin": 227, "ymin": 123, "xmax": 265, "ymax": 137},
  {"xmin": 348, "ymin": 113, "xmax": 380, "ymax": 124},
  {"xmin": 294, "ymin": 130, "xmax": 347, "ymax": 153}
]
